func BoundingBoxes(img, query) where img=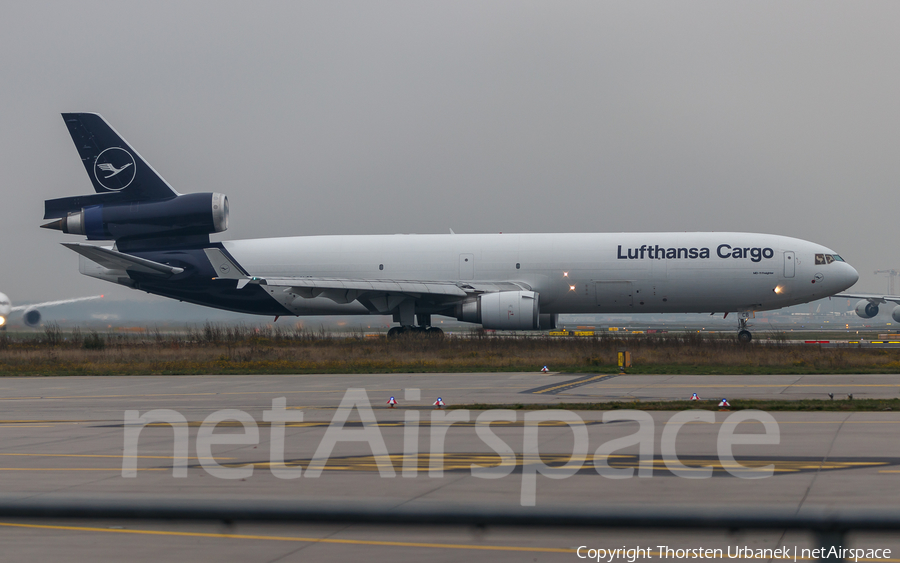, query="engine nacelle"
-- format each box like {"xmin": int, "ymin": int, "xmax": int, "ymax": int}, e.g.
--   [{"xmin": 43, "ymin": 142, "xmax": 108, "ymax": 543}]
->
[
  {"xmin": 855, "ymin": 300, "xmax": 879, "ymax": 319},
  {"xmin": 455, "ymin": 291, "xmax": 542, "ymax": 330},
  {"xmin": 23, "ymin": 308, "xmax": 41, "ymax": 327},
  {"xmin": 45, "ymin": 192, "xmax": 228, "ymax": 241},
  {"xmin": 892, "ymin": 306, "xmax": 900, "ymax": 324}
]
